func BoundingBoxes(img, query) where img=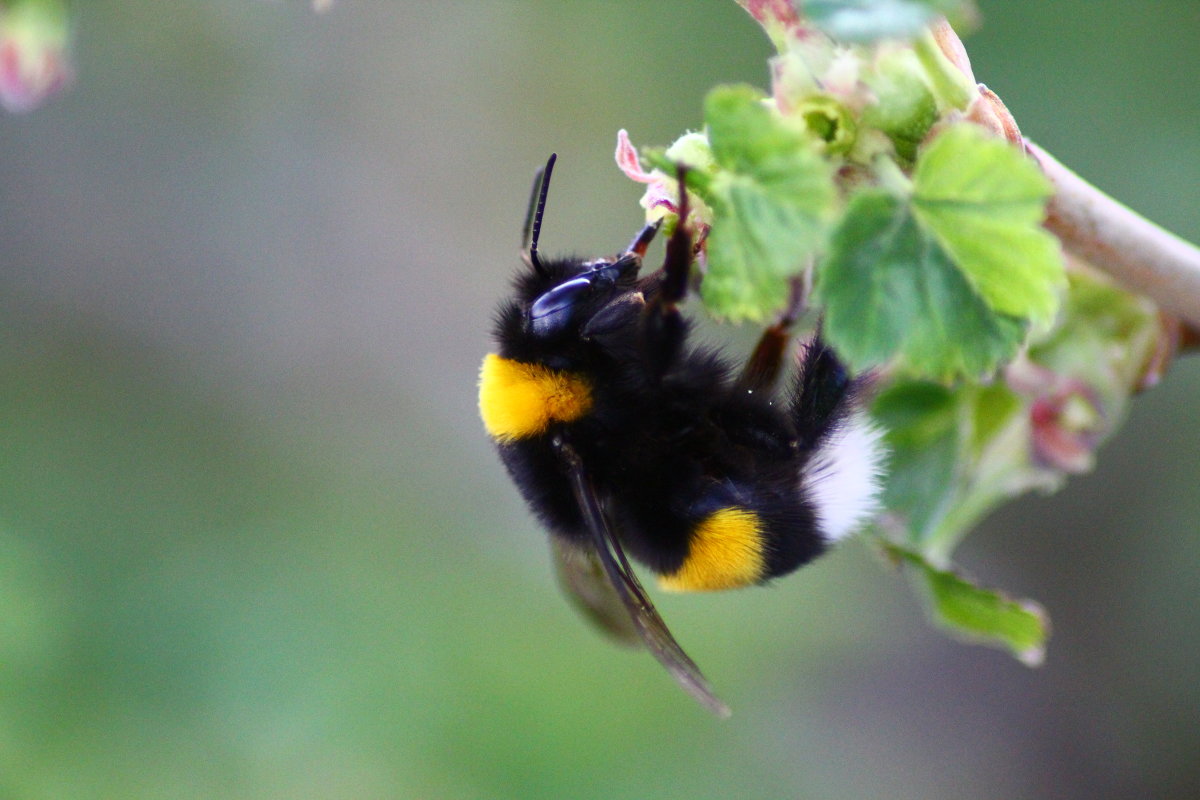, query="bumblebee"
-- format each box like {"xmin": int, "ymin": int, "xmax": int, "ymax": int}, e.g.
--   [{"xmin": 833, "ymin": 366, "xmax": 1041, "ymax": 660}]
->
[{"xmin": 479, "ymin": 155, "xmax": 884, "ymax": 715}]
